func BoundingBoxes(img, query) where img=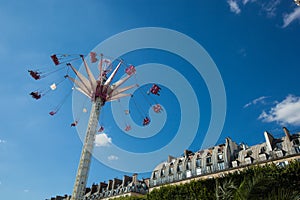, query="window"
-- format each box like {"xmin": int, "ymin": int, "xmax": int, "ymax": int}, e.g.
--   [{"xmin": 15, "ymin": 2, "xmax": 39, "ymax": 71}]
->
[
  {"xmin": 276, "ymin": 142, "xmax": 283, "ymax": 150},
  {"xmin": 186, "ymin": 170, "xmax": 192, "ymax": 178},
  {"xmin": 217, "ymin": 162, "xmax": 225, "ymax": 170},
  {"xmin": 169, "ymin": 166, "xmax": 174, "ymax": 174},
  {"xmin": 232, "ymin": 160, "xmax": 238, "ymax": 168},
  {"xmin": 153, "ymin": 179, "xmax": 157, "ymax": 186},
  {"xmin": 259, "ymin": 153, "xmax": 267, "ymax": 161},
  {"xmin": 295, "ymin": 146, "xmax": 300, "ymax": 154},
  {"xmin": 247, "ymin": 150, "xmax": 252, "ymax": 156},
  {"xmin": 293, "ymin": 139, "xmax": 300, "ymax": 145},
  {"xmin": 217, "ymin": 153, "xmax": 223, "ymax": 161},
  {"xmin": 196, "ymin": 158, "xmax": 201, "ymax": 168},
  {"xmin": 245, "ymin": 157, "xmax": 252, "ymax": 164},
  {"xmin": 178, "ymin": 173, "xmax": 182, "ymax": 180},
  {"xmin": 186, "ymin": 161, "xmax": 191, "ymax": 170},
  {"xmin": 275, "ymin": 150, "xmax": 283, "ymax": 157},
  {"xmin": 161, "ymin": 168, "xmax": 165, "ymax": 177},
  {"xmin": 196, "ymin": 168, "xmax": 202, "ymax": 175},
  {"xmin": 206, "ymin": 165, "xmax": 212, "ymax": 173},
  {"xmin": 177, "ymin": 164, "xmax": 183, "ymax": 172},
  {"xmin": 153, "ymin": 171, "xmax": 158, "ymax": 179},
  {"xmin": 206, "ymin": 157, "xmax": 212, "ymax": 164}
]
